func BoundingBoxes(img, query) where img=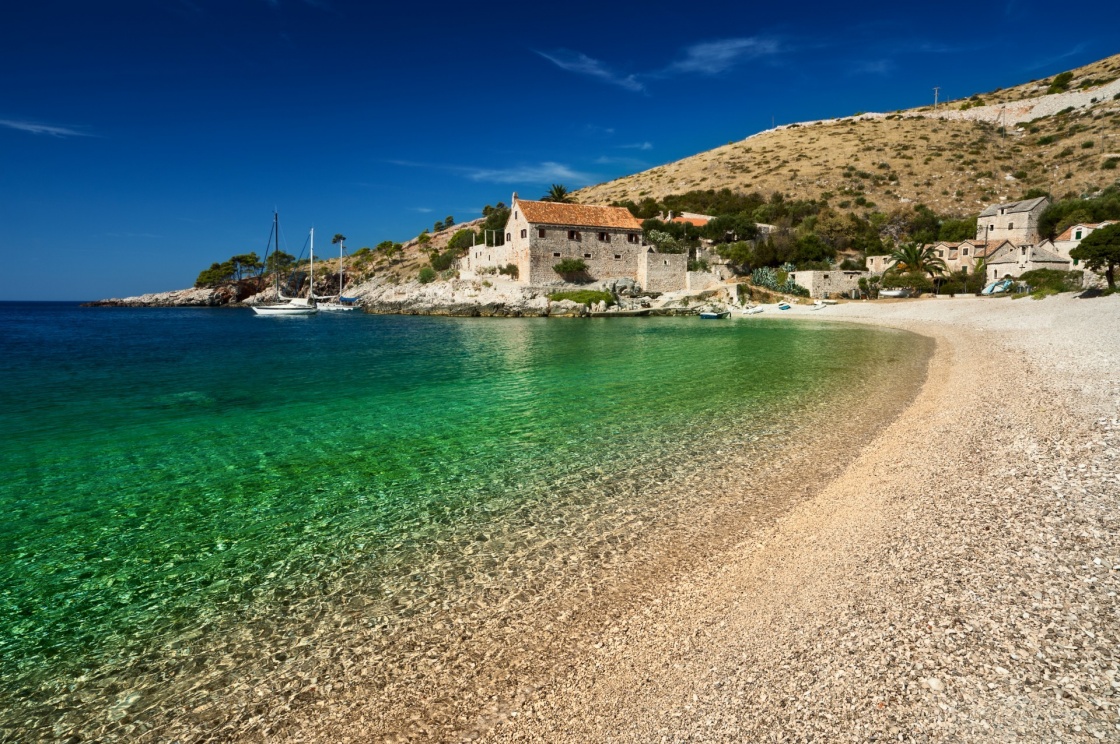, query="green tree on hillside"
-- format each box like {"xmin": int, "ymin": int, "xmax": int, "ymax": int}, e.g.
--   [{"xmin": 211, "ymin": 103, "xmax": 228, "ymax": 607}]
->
[
  {"xmin": 195, "ymin": 261, "xmax": 236, "ymax": 287},
  {"xmin": 266, "ymin": 250, "xmax": 295, "ymax": 275},
  {"xmin": 1070, "ymin": 222, "xmax": 1120, "ymax": 289}
]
